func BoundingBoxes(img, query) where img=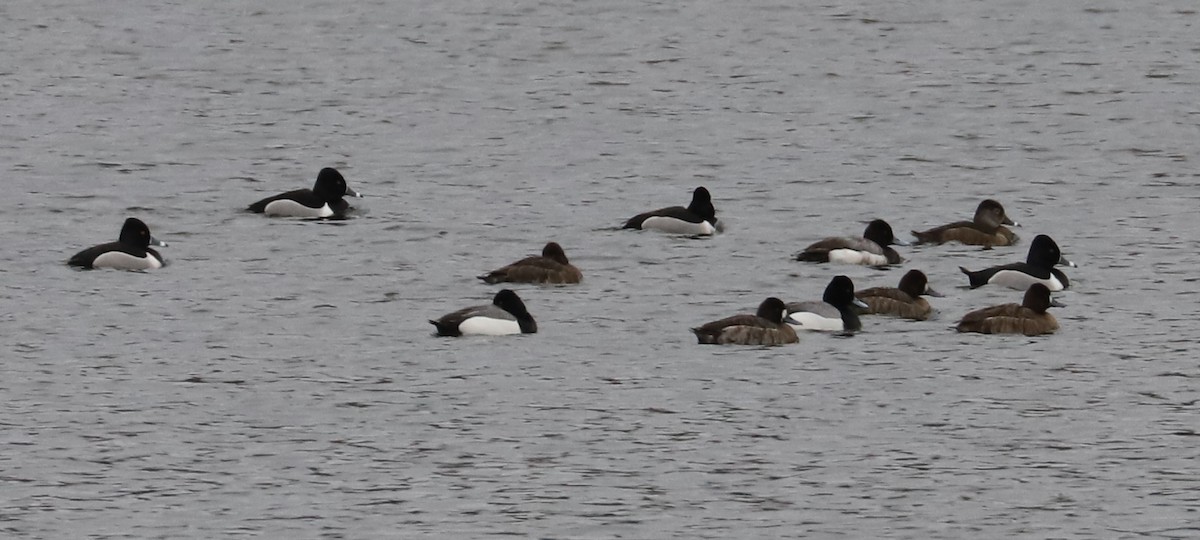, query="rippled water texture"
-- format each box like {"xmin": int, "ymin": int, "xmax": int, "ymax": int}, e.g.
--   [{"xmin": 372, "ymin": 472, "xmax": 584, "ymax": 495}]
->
[{"xmin": 3, "ymin": 0, "xmax": 1199, "ymax": 537}]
